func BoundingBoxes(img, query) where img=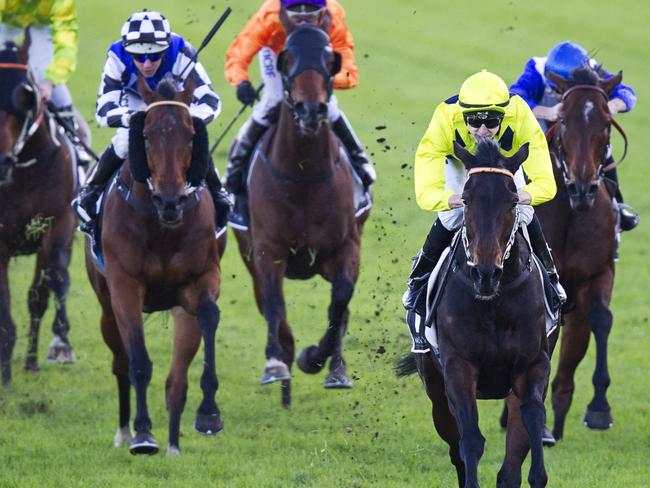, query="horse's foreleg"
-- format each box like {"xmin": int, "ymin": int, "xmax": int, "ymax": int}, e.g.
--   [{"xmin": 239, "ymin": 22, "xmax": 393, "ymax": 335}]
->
[
  {"xmin": 45, "ymin": 234, "xmax": 74, "ymax": 364},
  {"xmin": 25, "ymin": 252, "xmax": 49, "ymax": 371},
  {"xmin": 585, "ymin": 281, "xmax": 614, "ymax": 430},
  {"xmin": 0, "ymin": 254, "xmax": 16, "ymax": 384},
  {"xmin": 442, "ymin": 356, "xmax": 483, "ymax": 488},
  {"xmin": 497, "ymin": 394, "xmax": 526, "ymax": 488}
]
